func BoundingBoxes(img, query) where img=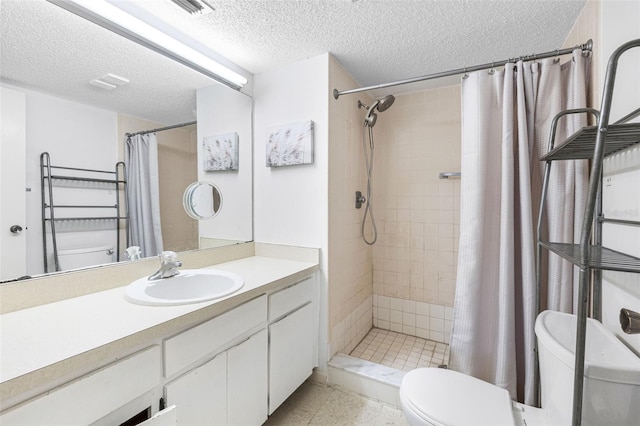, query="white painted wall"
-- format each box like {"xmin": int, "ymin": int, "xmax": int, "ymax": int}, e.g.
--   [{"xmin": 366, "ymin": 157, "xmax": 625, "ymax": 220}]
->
[
  {"xmin": 599, "ymin": 1, "xmax": 640, "ymax": 354},
  {"xmin": 253, "ymin": 54, "xmax": 329, "ymax": 249},
  {"xmin": 4, "ymin": 85, "xmax": 119, "ymax": 276},
  {"xmin": 253, "ymin": 53, "xmax": 330, "ymax": 369},
  {"xmin": 196, "ymin": 85, "xmax": 253, "ymax": 242}
]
